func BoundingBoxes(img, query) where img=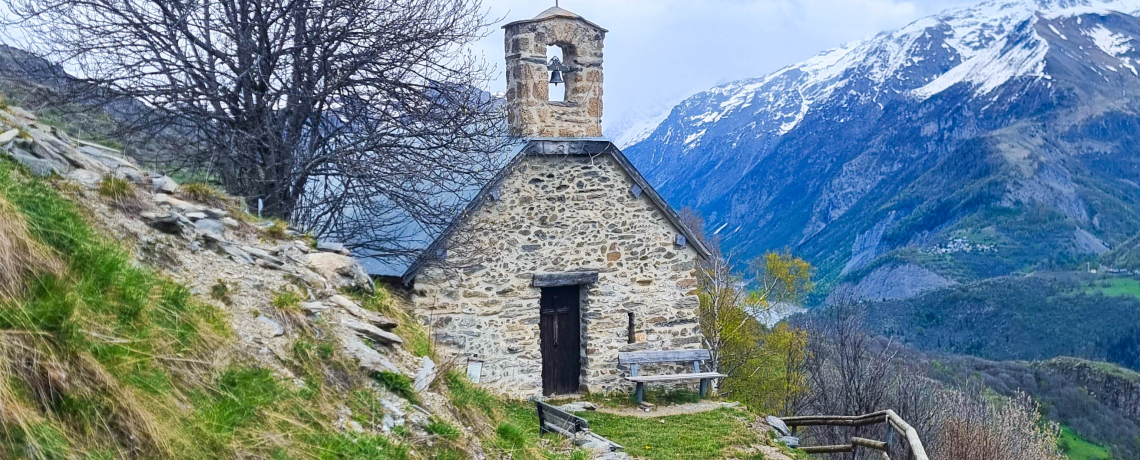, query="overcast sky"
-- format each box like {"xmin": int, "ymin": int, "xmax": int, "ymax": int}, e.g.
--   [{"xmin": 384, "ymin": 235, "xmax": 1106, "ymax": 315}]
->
[{"xmin": 471, "ymin": 0, "xmax": 980, "ymax": 132}]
